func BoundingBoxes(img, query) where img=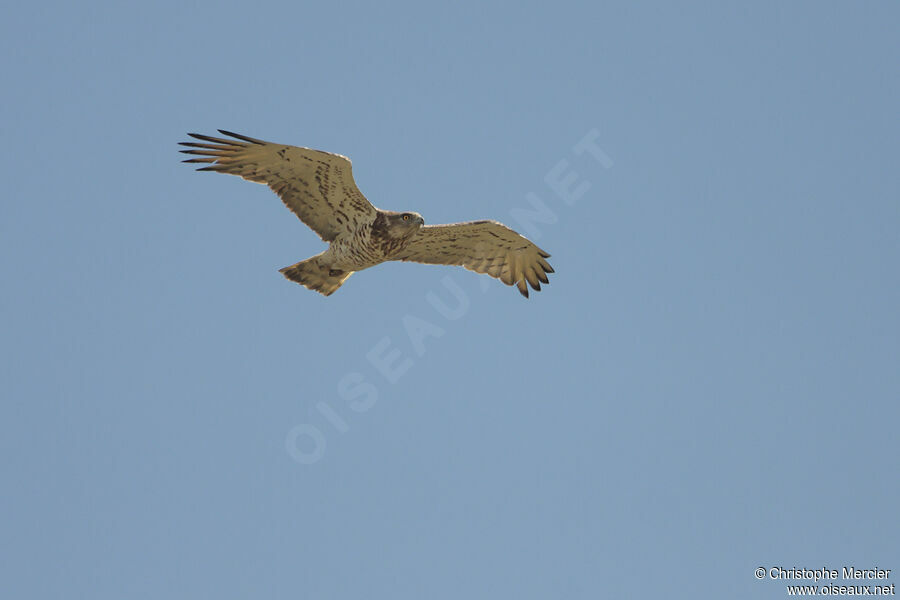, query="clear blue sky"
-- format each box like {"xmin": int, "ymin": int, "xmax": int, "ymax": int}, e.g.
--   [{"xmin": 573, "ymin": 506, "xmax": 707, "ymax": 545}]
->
[{"xmin": 2, "ymin": 1, "xmax": 898, "ymax": 598}]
